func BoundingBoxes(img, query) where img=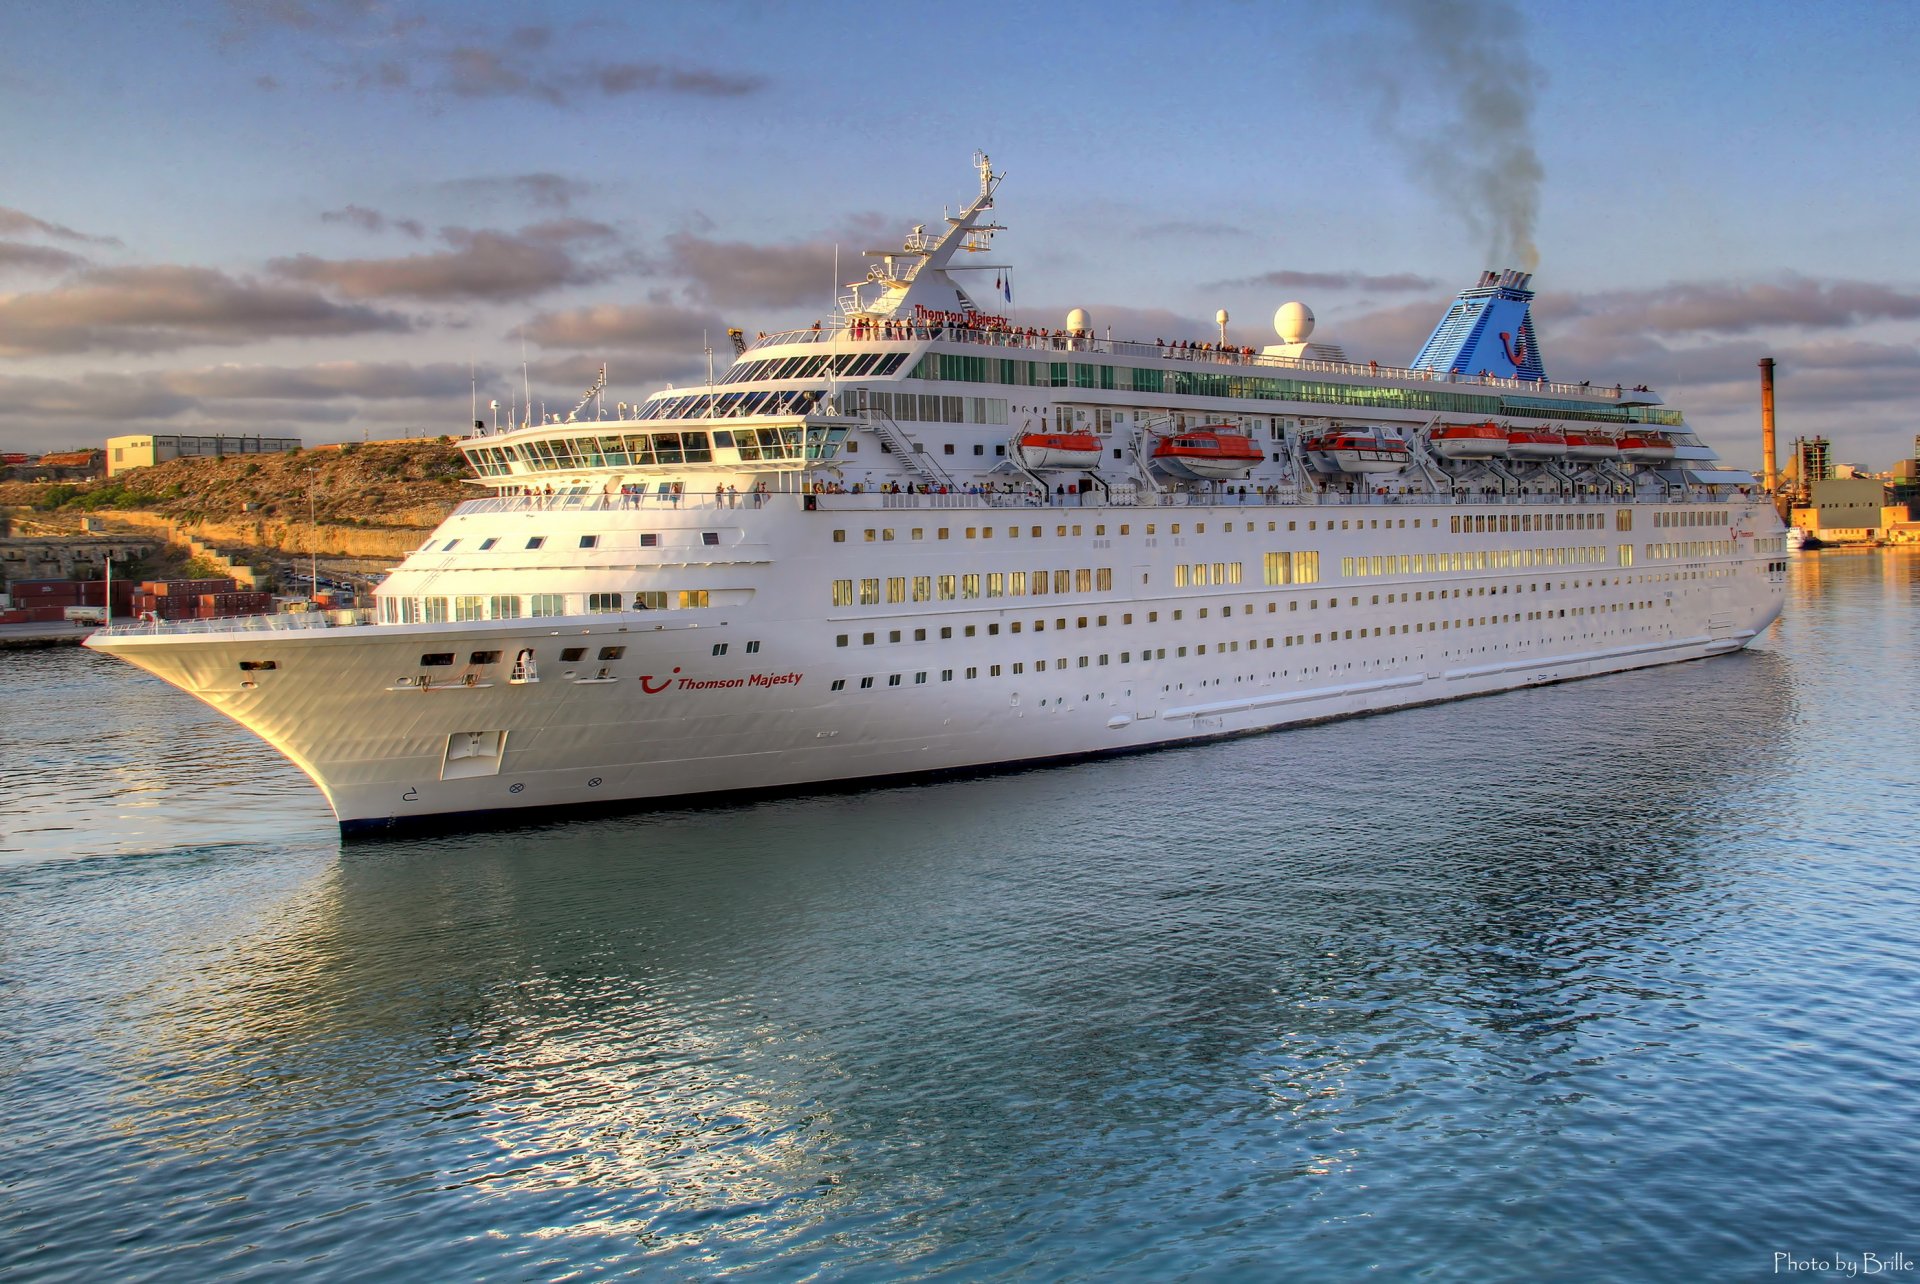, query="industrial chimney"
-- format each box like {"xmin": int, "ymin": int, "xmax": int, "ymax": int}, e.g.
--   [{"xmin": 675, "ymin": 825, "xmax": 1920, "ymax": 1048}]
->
[{"xmin": 1758, "ymin": 357, "xmax": 1778, "ymax": 495}]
